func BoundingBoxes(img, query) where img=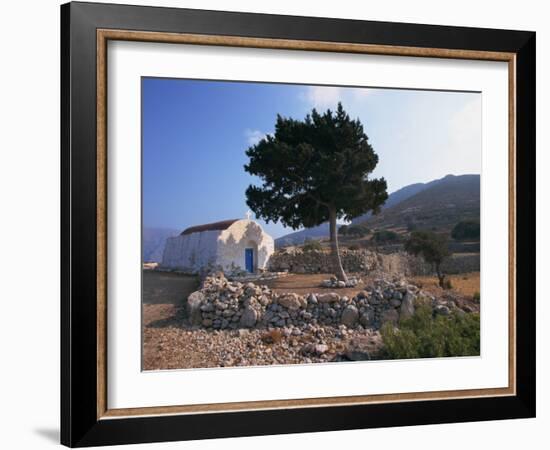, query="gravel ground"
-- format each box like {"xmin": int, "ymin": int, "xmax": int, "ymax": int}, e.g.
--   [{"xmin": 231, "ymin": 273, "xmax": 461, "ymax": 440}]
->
[
  {"xmin": 143, "ymin": 305, "xmax": 382, "ymax": 370},
  {"xmin": 142, "ymin": 270, "xmax": 477, "ymax": 371}
]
